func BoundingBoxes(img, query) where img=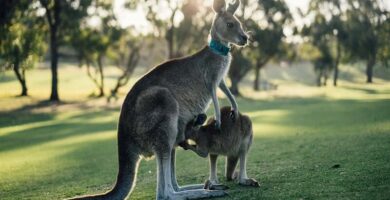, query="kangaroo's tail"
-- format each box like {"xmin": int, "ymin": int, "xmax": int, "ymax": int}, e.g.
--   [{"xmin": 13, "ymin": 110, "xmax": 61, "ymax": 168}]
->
[{"xmin": 68, "ymin": 128, "xmax": 141, "ymax": 200}]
